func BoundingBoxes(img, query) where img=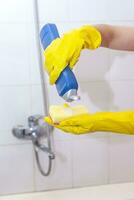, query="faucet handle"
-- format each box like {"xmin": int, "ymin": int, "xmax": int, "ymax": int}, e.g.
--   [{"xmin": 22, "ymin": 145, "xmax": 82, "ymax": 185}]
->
[{"xmin": 28, "ymin": 115, "xmax": 43, "ymax": 127}]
